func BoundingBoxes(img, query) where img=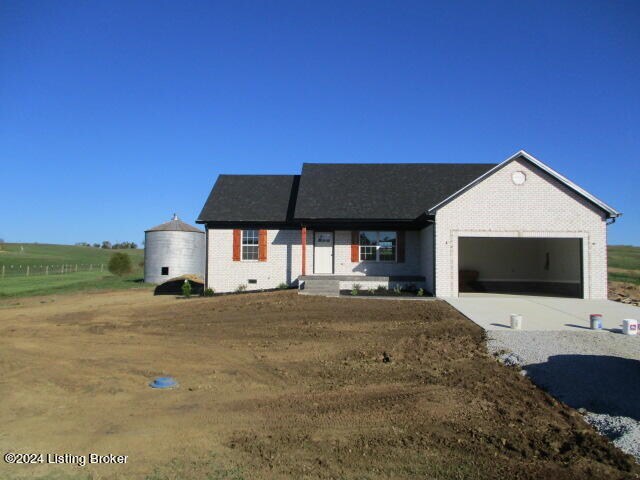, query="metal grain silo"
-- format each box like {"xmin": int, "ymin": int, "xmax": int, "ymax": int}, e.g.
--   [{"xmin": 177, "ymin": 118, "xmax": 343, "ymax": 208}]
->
[{"xmin": 144, "ymin": 214, "xmax": 205, "ymax": 284}]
